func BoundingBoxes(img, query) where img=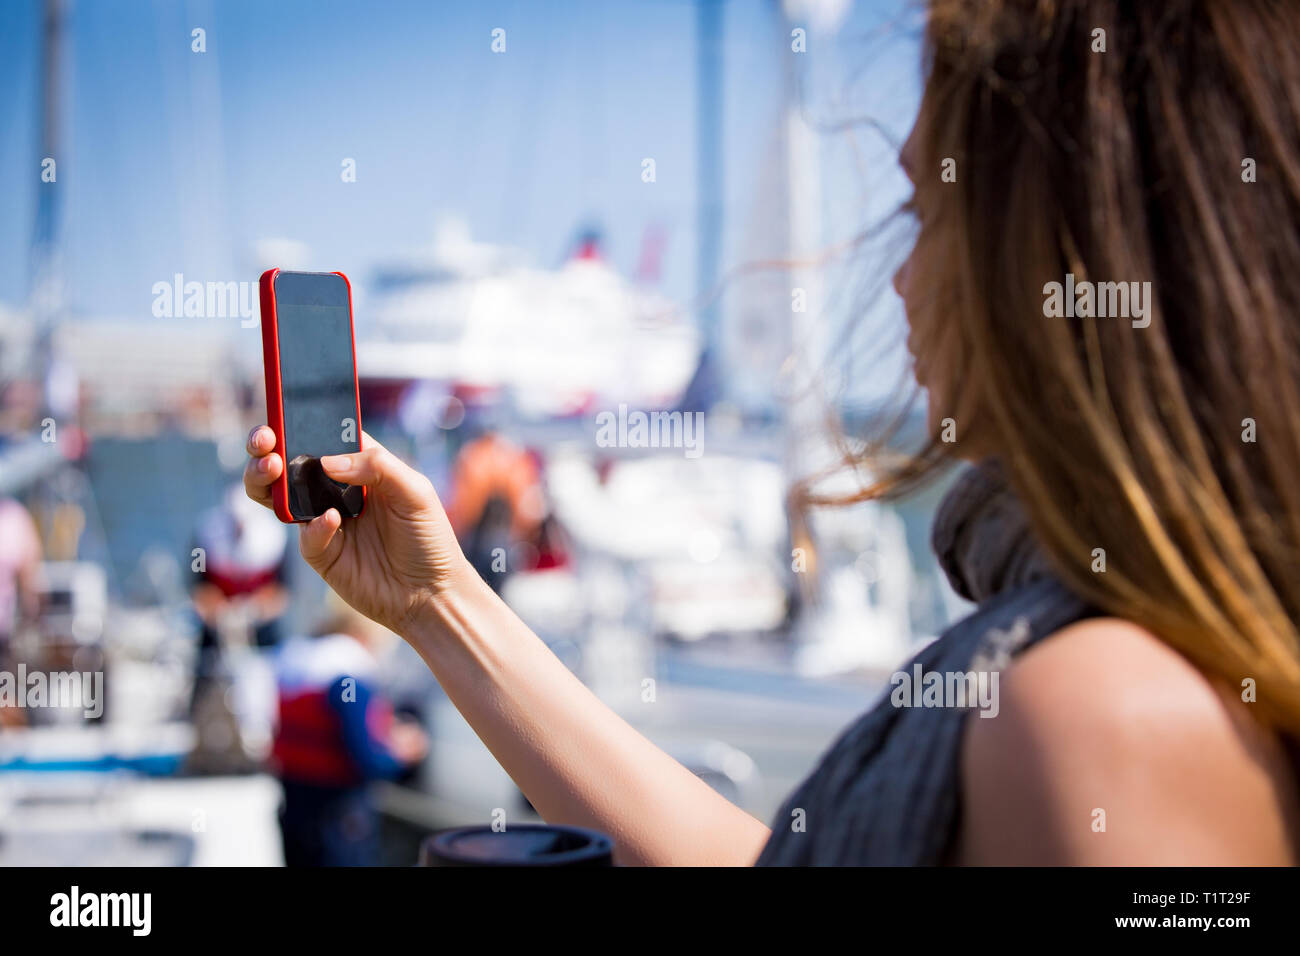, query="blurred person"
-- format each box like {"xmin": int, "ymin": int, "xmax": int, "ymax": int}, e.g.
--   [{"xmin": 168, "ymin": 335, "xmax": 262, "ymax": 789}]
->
[
  {"xmin": 445, "ymin": 425, "xmax": 544, "ymax": 591},
  {"xmin": 531, "ymin": 510, "xmax": 572, "ymax": 572},
  {"xmin": 0, "ymin": 380, "xmax": 42, "ymax": 441},
  {"xmin": 189, "ymin": 484, "xmax": 289, "ymax": 716},
  {"xmin": 271, "ymin": 600, "xmax": 427, "ymax": 867},
  {"xmin": 244, "ymin": 1, "xmax": 1300, "ymax": 865},
  {"xmin": 0, "ymin": 497, "xmax": 42, "ymax": 728},
  {"xmin": 0, "ymin": 497, "xmax": 42, "ymax": 651}
]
